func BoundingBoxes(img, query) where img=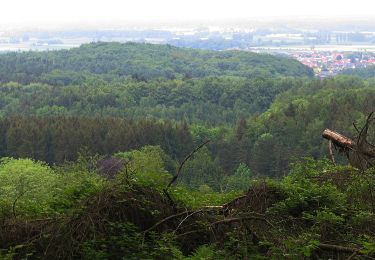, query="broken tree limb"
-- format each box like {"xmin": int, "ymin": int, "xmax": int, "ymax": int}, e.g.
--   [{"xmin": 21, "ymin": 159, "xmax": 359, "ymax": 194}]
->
[
  {"xmin": 322, "ymin": 129, "xmax": 355, "ymax": 149},
  {"xmin": 322, "ymin": 112, "xmax": 375, "ymax": 170},
  {"xmin": 323, "ymin": 129, "xmax": 375, "ymax": 159},
  {"xmin": 322, "ymin": 129, "xmax": 375, "ymax": 170}
]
